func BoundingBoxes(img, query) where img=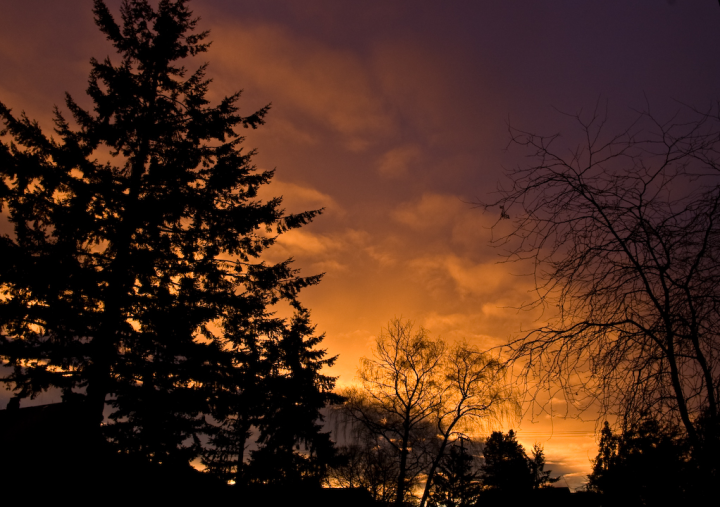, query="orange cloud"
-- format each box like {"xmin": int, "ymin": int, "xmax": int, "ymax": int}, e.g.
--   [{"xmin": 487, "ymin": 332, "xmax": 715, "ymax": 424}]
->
[
  {"xmin": 207, "ymin": 23, "xmax": 396, "ymax": 151},
  {"xmin": 377, "ymin": 145, "xmax": 422, "ymax": 177}
]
